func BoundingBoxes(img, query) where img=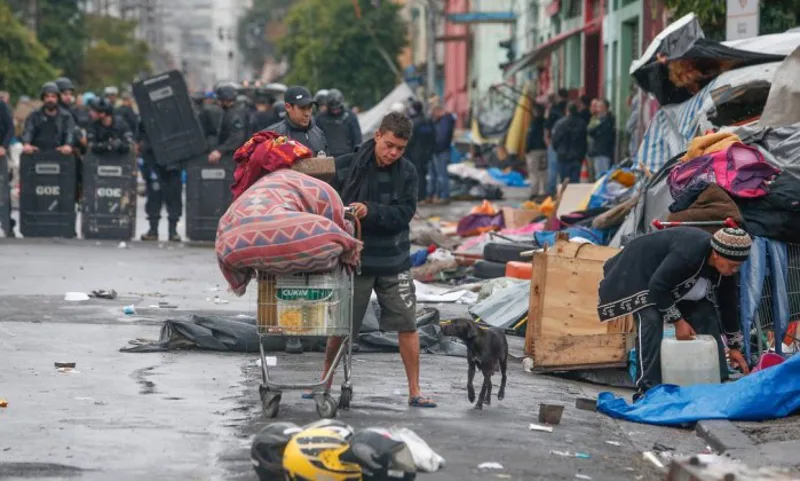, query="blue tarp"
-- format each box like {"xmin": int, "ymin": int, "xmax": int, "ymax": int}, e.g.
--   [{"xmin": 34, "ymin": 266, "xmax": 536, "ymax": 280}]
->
[
  {"xmin": 597, "ymin": 354, "xmax": 800, "ymax": 426},
  {"xmin": 487, "ymin": 167, "xmax": 529, "ymax": 187},
  {"xmin": 535, "ymin": 227, "xmax": 608, "ymax": 247}
]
